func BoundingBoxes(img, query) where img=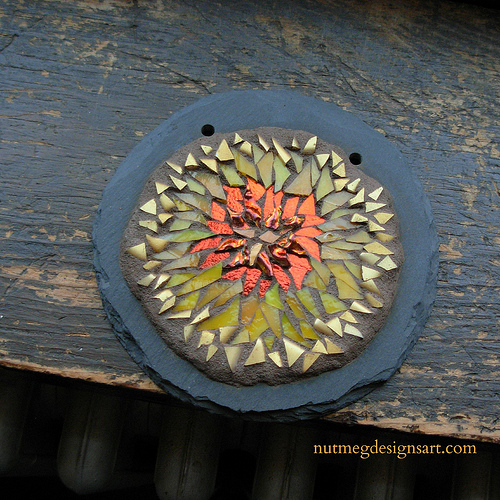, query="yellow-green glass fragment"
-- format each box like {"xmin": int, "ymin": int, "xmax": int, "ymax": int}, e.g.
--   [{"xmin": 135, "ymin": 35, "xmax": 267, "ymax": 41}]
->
[
  {"xmin": 200, "ymin": 145, "xmax": 213, "ymax": 155},
  {"xmin": 160, "ymin": 194, "xmax": 176, "ymax": 211},
  {"xmin": 324, "ymin": 338, "xmax": 344, "ymax": 354},
  {"xmin": 258, "ymin": 134, "xmax": 270, "ymax": 152},
  {"xmin": 328, "ymin": 262, "xmax": 358, "ymax": 287},
  {"xmin": 231, "ymin": 329, "xmax": 250, "ymax": 345},
  {"xmin": 272, "ymin": 137, "xmax": 291, "ymax": 164},
  {"xmin": 167, "ymin": 310, "xmax": 192, "ymax": 320},
  {"xmin": 302, "ymin": 136, "xmax": 317, "ymax": 155},
  {"xmin": 191, "ymin": 171, "xmax": 226, "ymax": 200},
  {"xmin": 282, "ymin": 313, "xmax": 305, "ymax": 343},
  {"xmin": 167, "ymin": 162, "xmax": 183, "ymax": 174},
  {"xmin": 351, "ymin": 213, "xmax": 368, "ymax": 224},
  {"xmin": 234, "ymin": 150, "xmax": 258, "ymax": 180},
  {"xmin": 268, "ymin": 351, "xmax": 283, "ymax": 367},
  {"xmin": 310, "ymin": 159, "xmax": 321, "ymax": 187},
  {"xmin": 360, "ymin": 279, "xmax": 381, "ymax": 296},
  {"xmin": 311, "ymin": 259, "xmax": 331, "ymax": 285},
  {"xmin": 327, "ymin": 241, "xmax": 363, "ymax": 251},
  {"xmin": 170, "ymin": 175, "xmax": 187, "ymax": 191},
  {"xmin": 364, "ymin": 241, "xmax": 394, "ymax": 255},
  {"xmin": 169, "ymin": 229, "xmax": 215, "ymax": 243},
  {"xmin": 313, "ymin": 318, "xmax": 335, "ymax": 336},
  {"xmin": 137, "ymin": 274, "xmax": 156, "ymax": 287},
  {"xmin": 247, "ymin": 308, "xmax": 270, "ymax": 341},
  {"xmin": 140, "ymin": 199, "xmax": 156, "ymax": 215},
  {"xmin": 240, "ymin": 294, "xmax": 260, "ymax": 324},
  {"xmin": 184, "ymin": 324, "xmax": 196, "ymax": 343},
  {"xmin": 346, "ymin": 178, "xmax": 361, "ymax": 193},
  {"xmin": 318, "ymin": 217, "xmax": 356, "ymax": 232},
  {"xmin": 155, "ymin": 181, "xmax": 169, "ymax": 194},
  {"xmin": 173, "ymin": 290, "xmax": 201, "ymax": 312},
  {"xmin": 346, "ymin": 231, "xmax": 372, "ymax": 244},
  {"xmin": 234, "ymin": 133, "xmax": 243, "ymax": 145},
  {"xmin": 213, "ymin": 279, "xmax": 244, "ymax": 307},
  {"xmin": 252, "ymin": 144, "xmax": 265, "ymax": 164},
  {"xmin": 334, "ymin": 178, "xmax": 350, "ymax": 192},
  {"xmin": 175, "ymin": 192, "xmax": 211, "ymax": 215},
  {"xmin": 273, "ymin": 155, "xmax": 291, "ymax": 191},
  {"xmin": 158, "ymin": 296, "xmax": 176, "ymax": 314},
  {"xmin": 127, "ymin": 243, "xmax": 147, "ymax": 261},
  {"xmin": 215, "ymin": 139, "xmax": 235, "ymax": 162},
  {"xmin": 200, "ymin": 158, "xmax": 218, "ymax": 173},
  {"xmin": 240, "ymin": 141, "xmax": 253, "ymax": 157},
  {"xmin": 319, "ymin": 291, "xmax": 347, "ymax": 314},
  {"xmin": 359, "ymin": 252, "xmax": 380, "ymax": 265},
  {"xmin": 220, "ymin": 164, "xmax": 245, "ymax": 187},
  {"xmin": 320, "ymin": 191, "xmax": 352, "ymax": 215},
  {"xmin": 376, "ymin": 233, "xmax": 395, "ymax": 242},
  {"xmin": 285, "ymin": 292, "xmax": 307, "ymax": 320},
  {"xmin": 185, "ymin": 152, "xmax": 198, "ymax": 167},
  {"xmin": 191, "ymin": 306, "xmax": 210, "ymax": 324},
  {"xmin": 260, "ymin": 302, "xmax": 282, "ymax": 338},
  {"xmin": 155, "ymin": 241, "xmax": 191, "ymax": 260},
  {"xmin": 290, "ymin": 151, "xmax": 303, "ymax": 172},
  {"xmin": 144, "ymin": 260, "xmax": 161, "ymax": 270},
  {"xmin": 185, "ymin": 177, "xmax": 206, "ymax": 196},
  {"xmin": 264, "ymin": 283, "xmax": 284, "ymax": 310},
  {"xmin": 169, "ymin": 219, "xmax": 193, "ymax": 232},
  {"xmin": 197, "ymin": 281, "xmax": 234, "ymax": 309},
  {"xmin": 350, "ymin": 301, "xmax": 373, "ymax": 314},
  {"xmin": 244, "ymin": 338, "xmax": 266, "ymax": 366},
  {"xmin": 220, "ymin": 325, "xmax": 237, "ymax": 343},
  {"xmin": 177, "ymin": 262, "xmax": 222, "ymax": 295},
  {"xmin": 348, "ymin": 188, "xmax": 365, "ymax": 207},
  {"xmin": 344, "ymin": 324, "xmax": 363, "ymax": 338},
  {"xmin": 146, "ymin": 234, "xmax": 168, "ymax": 253},
  {"xmin": 340, "ymin": 311, "xmax": 358, "ymax": 323},
  {"xmin": 365, "ymin": 293, "xmax": 383, "ymax": 308},
  {"xmin": 332, "ymin": 161, "xmax": 346, "ymax": 177},
  {"xmin": 224, "ymin": 345, "xmax": 242, "ymax": 372},
  {"xmin": 378, "ymin": 256, "xmax": 397, "ymax": 270},
  {"xmin": 316, "ymin": 153, "xmax": 330, "ymax": 169},
  {"xmin": 321, "ymin": 246, "xmax": 354, "ymax": 261},
  {"xmin": 368, "ymin": 220, "xmax": 385, "ymax": 232},
  {"xmin": 299, "ymin": 321, "xmax": 321, "ymax": 340},
  {"xmin": 198, "ymin": 296, "xmax": 240, "ymax": 330},
  {"xmin": 326, "ymin": 317, "xmax": 343, "ymax": 337},
  {"xmin": 330, "ymin": 209, "xmax": 355, "ymax": 220},
  {"xmin": 361, "ymin": 266, "xmax": 381, "ymax": 281},
  {"xmin": 283, "ymin": 163, "xmax": 312, "ymax": 196},
  {"xmin": 296, "ymin": 288, "xmax": 321, "ymax": 317},
  {"xmin": 302, "ymin": 353, "xmax": 320, "ymax": 373},
  {"xmin": 154, "ymin": 289, "xmax": 174, "ymax": 301},
  {"xmin": 312, "ymin": 340, "xmax": 328, "ymax": 354},
  {"xmin": 206, "ymin": 344, "xmax": 218, "ymax": 361},
  {"xmin": 291, "ymin": 137, "xmax": 300, "ymax": 150},
  {"xmin": 283, "ymin": 338, "xmax": 305, "ymax": 367},
  {"xmin": 368, "ymin": 187, "xmax": 383, "ymax": 200},
  {"xmin": 316, "ymin": 232, "xmax": 342, "ymax": 244},
  {"xmin": 176, "ymin": 211, "xmax": 207, "ymax": 225},
  {"xmin": 345, "ymin": 262, "xmax": 362, "ymax": 280},
  {"xmin": 316, "ymin": 167, "xmax": 335, "ymax": 200},
  {"xmin": 374, "ymin": 212, "xmax": 394, "ymax": 224},
  {"xmin": 263, "ymin": 335, "xmax": 275, "ymax": 351},
  {"xmin": 365, "ymin": 202, "xmax": 386, "ymax": 213},
  {"xmin": 158, "ymin": 213, "xmax": 173, "ymax": 224},
  {"xmin": 302, "ymin": 270, "xmax": 326, "ymax": 291},
  {"xmin": 257, "ymin": 152, "xmax": 274, "ymax": 188},
  {"xmin": 161, "ymin": 254, "xmax": 199, "ymax": 271},
  {"xmin": 335, "ymin": 278, "xmax": 363, "ymax": 300},
  {"xmin": 139, "ymin": 220, "xmax": 158, "ymax": 233}
]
